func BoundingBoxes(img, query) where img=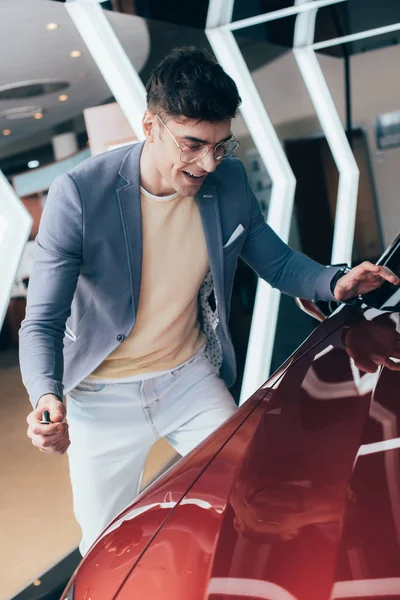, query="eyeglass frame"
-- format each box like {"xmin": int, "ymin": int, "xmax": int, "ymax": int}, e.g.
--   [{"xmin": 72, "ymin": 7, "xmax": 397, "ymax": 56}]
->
[{"xmin": 156, "ymin": 113, "xmax": 240, "ymax": 164}]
